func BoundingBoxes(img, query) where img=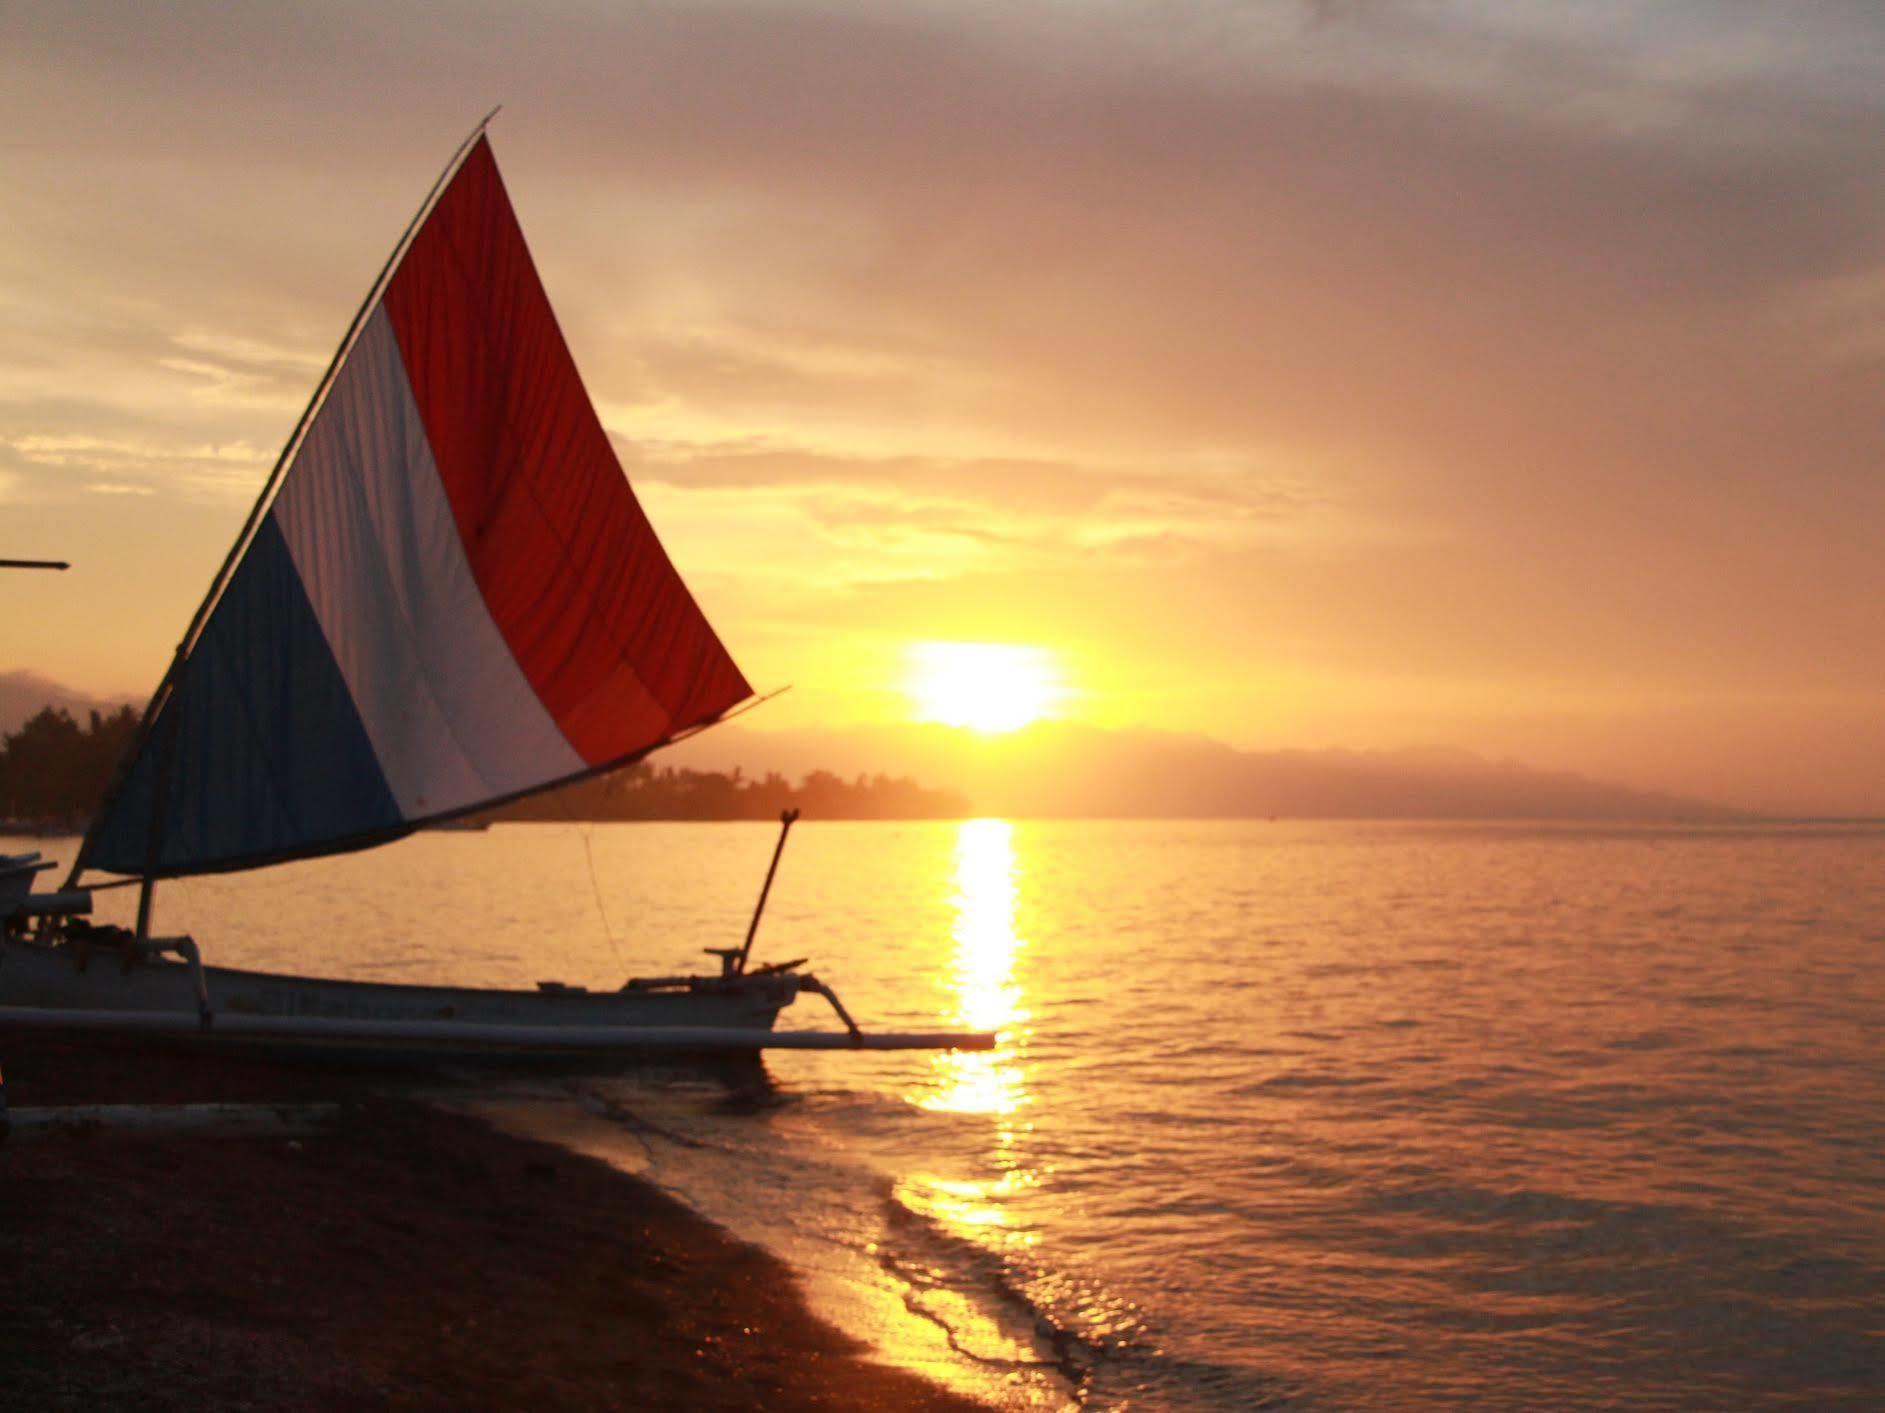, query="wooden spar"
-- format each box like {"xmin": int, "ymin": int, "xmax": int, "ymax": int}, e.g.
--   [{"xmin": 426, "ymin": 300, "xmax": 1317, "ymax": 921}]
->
[
  {"xmin": 61, "ymin": 109, "xmax": 502, "ymax": 895},
  {"xmin": 60, "ymin": 124, "xmax": 787, "ymax": 892},
  {"xmin": 152, "ymin": 108, "xmax": 503, "ymax": 676},
  {"xmin": 0, "ymin": 559, "xmax": 69, "ymax": 570},
  {"xmin": 0, "ymin": 1006, "xmax": 996, "ymax": 1052},
  {"xmin": 735, "ymin": 808, "xmax": 800, "ymax": 974}
]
